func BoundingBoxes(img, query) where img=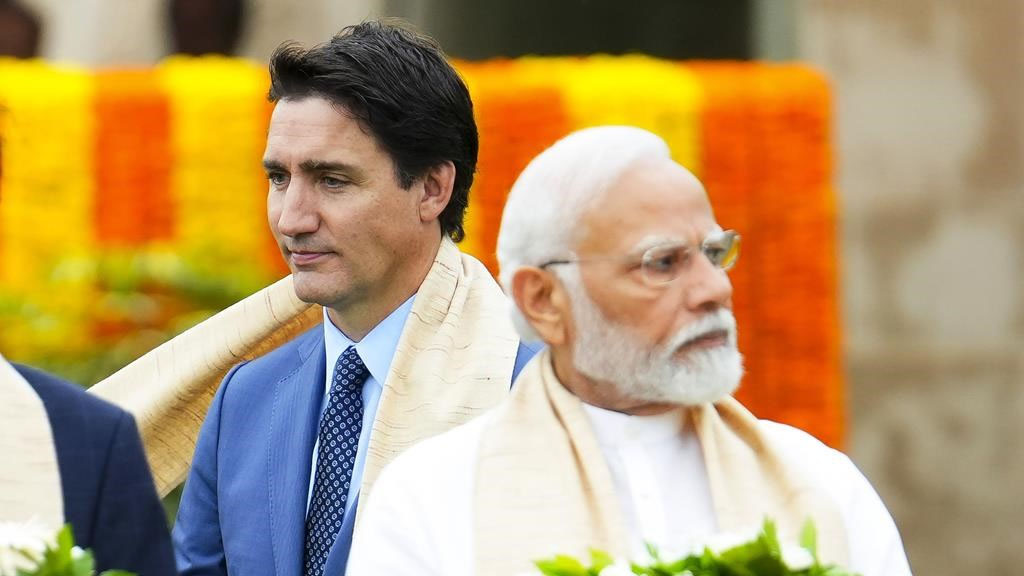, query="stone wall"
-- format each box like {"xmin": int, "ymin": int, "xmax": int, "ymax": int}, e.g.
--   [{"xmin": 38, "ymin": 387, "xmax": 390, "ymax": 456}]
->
[{"xmin": 799, "ymin": 2, "xmax": 1024, "ymax": 573}]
